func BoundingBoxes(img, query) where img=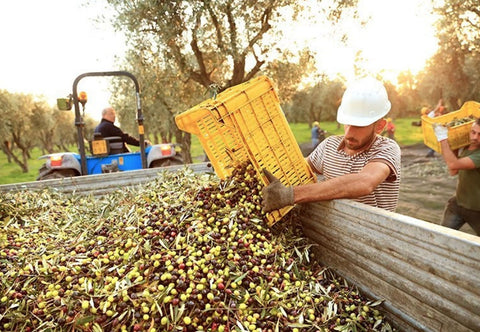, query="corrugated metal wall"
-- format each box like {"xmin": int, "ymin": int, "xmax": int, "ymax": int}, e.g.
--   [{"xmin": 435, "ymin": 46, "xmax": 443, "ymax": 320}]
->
[{"xmin": 298, "ymin": 200, "xmax": 480, "ymax": 332}]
